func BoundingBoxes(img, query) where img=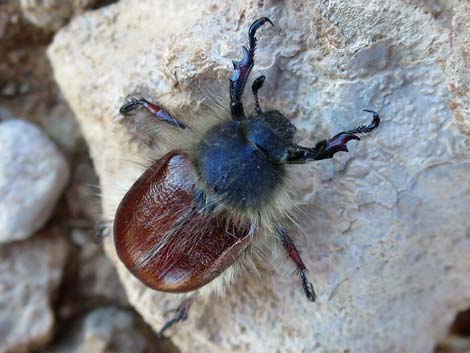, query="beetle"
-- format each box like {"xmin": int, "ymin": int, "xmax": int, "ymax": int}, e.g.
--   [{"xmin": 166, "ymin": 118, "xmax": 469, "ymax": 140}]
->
[{"xmin": 113, "ymin": 17, "xmax": 380, "ymax": 334}]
